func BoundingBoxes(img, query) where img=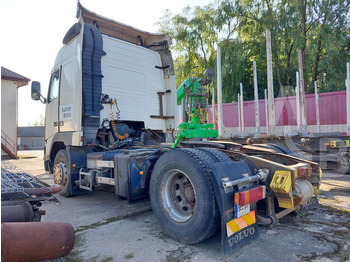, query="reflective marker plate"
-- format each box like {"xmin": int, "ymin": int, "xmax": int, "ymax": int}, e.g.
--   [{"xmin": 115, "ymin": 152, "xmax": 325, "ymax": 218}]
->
[
  {"xmin": 234, "ymin": 204, "xmax": 250, "ymax": 218},
  {"xmin": 223, "ymin": 210, "xmax": 259, "ymax": 255}
]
